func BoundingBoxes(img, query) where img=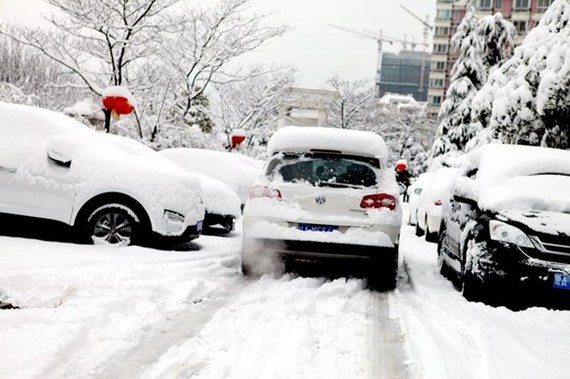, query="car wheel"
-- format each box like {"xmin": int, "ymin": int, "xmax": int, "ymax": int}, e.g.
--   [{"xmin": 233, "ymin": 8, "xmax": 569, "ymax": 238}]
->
[
  {"xmin": 368, "ymin": 247, "xmax": 398, "ymax": 291},
  {"xmin": 461, "ymin": 238, "xmax": 486, "ymax": 302},
  {"xmin": 436, "ymin": 227, "xmax": 453, "ymax": 279},
  {"xmin": 415, "ymin": 215, "xmax": 424, "ymax": 237},
  {"xmin": 425, "ymin": 217, "xmax": 438, "ymax": 243},
  {"xmin": 85, "ymin": 205, "xmax": 140, "ymax": 246}
]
